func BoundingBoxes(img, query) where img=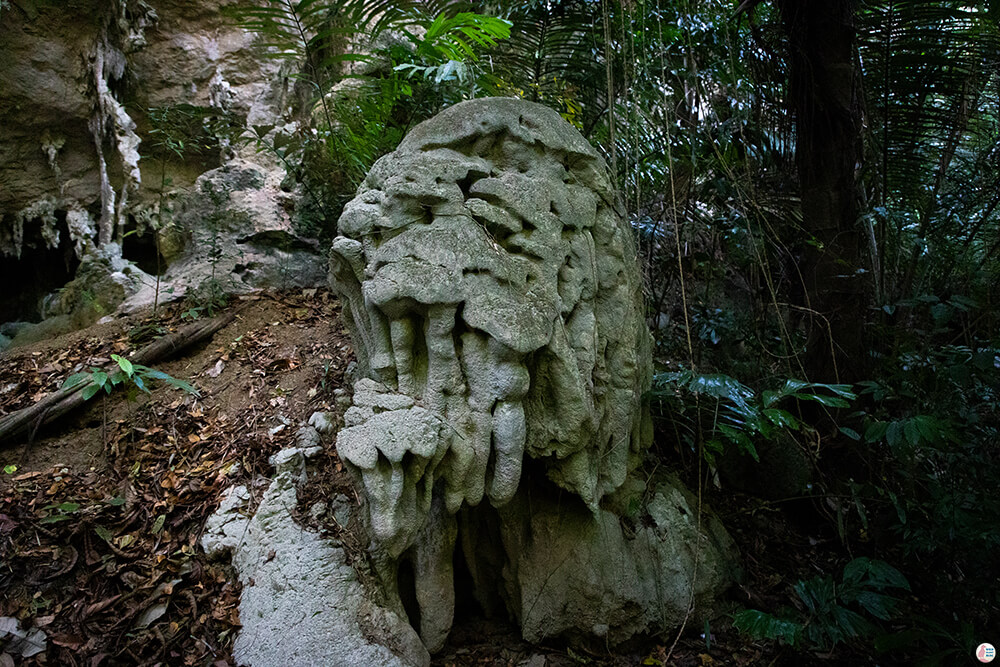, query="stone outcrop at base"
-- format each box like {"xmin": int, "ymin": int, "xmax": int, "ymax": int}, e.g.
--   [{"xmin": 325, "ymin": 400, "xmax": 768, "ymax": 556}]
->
[{"xmin": 202, "ymin": 438, "xmax": 429, "ymax": 667}]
